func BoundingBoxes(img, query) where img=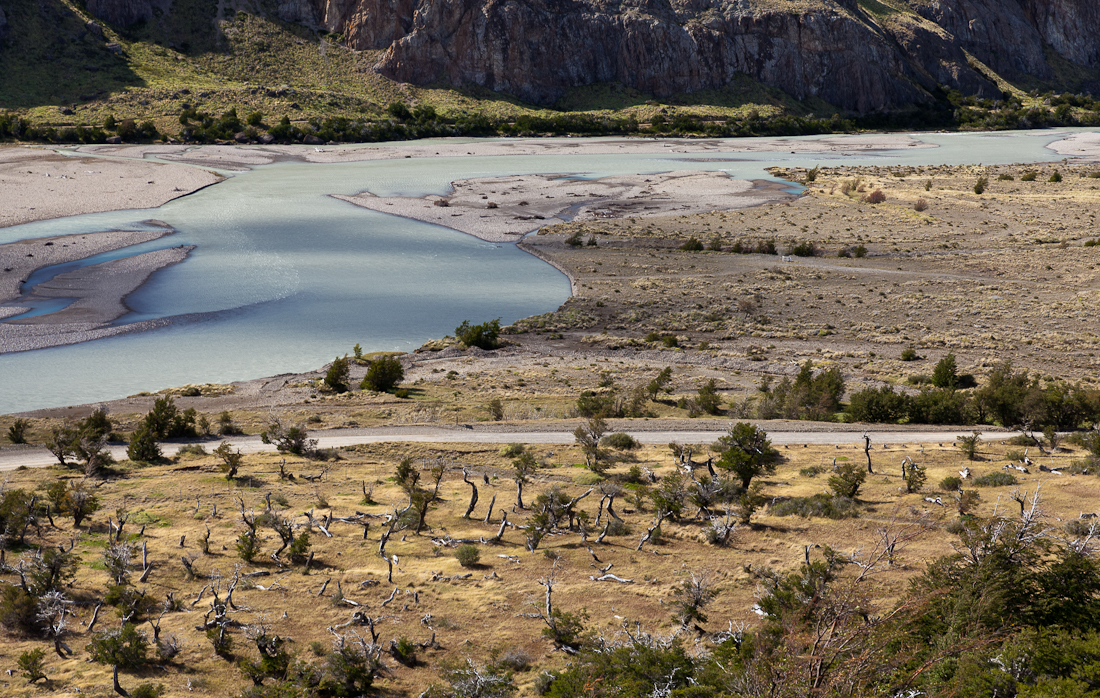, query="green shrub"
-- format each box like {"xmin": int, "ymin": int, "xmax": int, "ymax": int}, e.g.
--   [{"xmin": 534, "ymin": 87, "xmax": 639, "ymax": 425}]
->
[
  {"xmin": 847, "ymin": 385, "xmax": 909, "ymax": 423},
  {"xmin": 18, "ymin": 647, "xmax": 47, "ymax": 683},
  {"xmin": 456, "ymin": 318, "xmax": 502, "ymax": 349},
  {"xmin": 680, "ymin": 237, "xmax": 704, "ymax": 251},
  {"xmin": 393, "ymin": 636, "xmax": 416, "ymax": 666},
  {"xmin": 901, "ymin": 347, "xmax": 919, "ymax": 361},
  {"xmin": 323, "ymin": 356, "xmax": 351, "ymax": 393},
  {"xmin": 799, "ymin": 465, "xmax": 825, "ymax": 478},
  {"xmin": 828, "ymin": 462, "xmax": 867, "ymax": 498},
  {"xmin": 997, "ymin": 173, "xmax": 1014, "ymax": 181},
  {"xmin": 694, "ymin": 379, "xmax": 722, "ymax": 415},
  {"xmin": 771, "ymin": 494, "xmax": 860, "ymax": 519},
  {"xmin": 1049, "ymin": 170, "xmax": 1063, "ymax": 182},
  {"xmin": 973, "ymin": 176, "xmax": 987, "ymax": 194},
  {"xmin": 288, "ymin": 532, "xmax": 311, "ymax": 565},
  {"xmin": 0, "ymin": 584, "xmax": 38, "ymax": 633},
  {"xmin": 361, "ymin": 355, "xmax": 404, "ymax": 392},
  {"xmin": 973, "ymin": 472, "xmax": 1018, "ymax": 487},
  {"xmin": 600, "ymin": 432, "xmax": 639, "ymax": 450},
  {"xmin": 127, "ymin": 424, "xmax": 161, "ymax": 462},
  {"xmin": 853, "ymin": 244, "xmax": 868, "ymax": 257},
  {"xmin": 7, "ymin": 417, "xmax": 30, "ymax": 444},
  {"xmin": 217, "ymin": 411, "xmax": 243, "ymax": 436},
  {"xmin": 500, "ymin": 443, "xmax": 525, "ymax": 458},
  {"xmin": 787, "ymin": 240, "xmax": 817, "ymax": 257},
  {"xmin": 455, "ymin": 544, "xmax": 480, "ymax": 568},
  {"xmin": 1021, "ymin": 171, "xmax": 1038, "ymax": 181},
  {"xmin": 940, "ymin": 475, "xmax": 963, "ymax": 491}
]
